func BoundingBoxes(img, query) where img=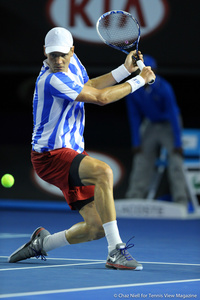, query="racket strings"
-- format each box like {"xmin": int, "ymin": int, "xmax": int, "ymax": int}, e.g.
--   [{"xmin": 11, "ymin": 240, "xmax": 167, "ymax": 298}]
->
[{"xmin": 98, "ymin": 13, "xmax": 139, "ymax": 49}]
